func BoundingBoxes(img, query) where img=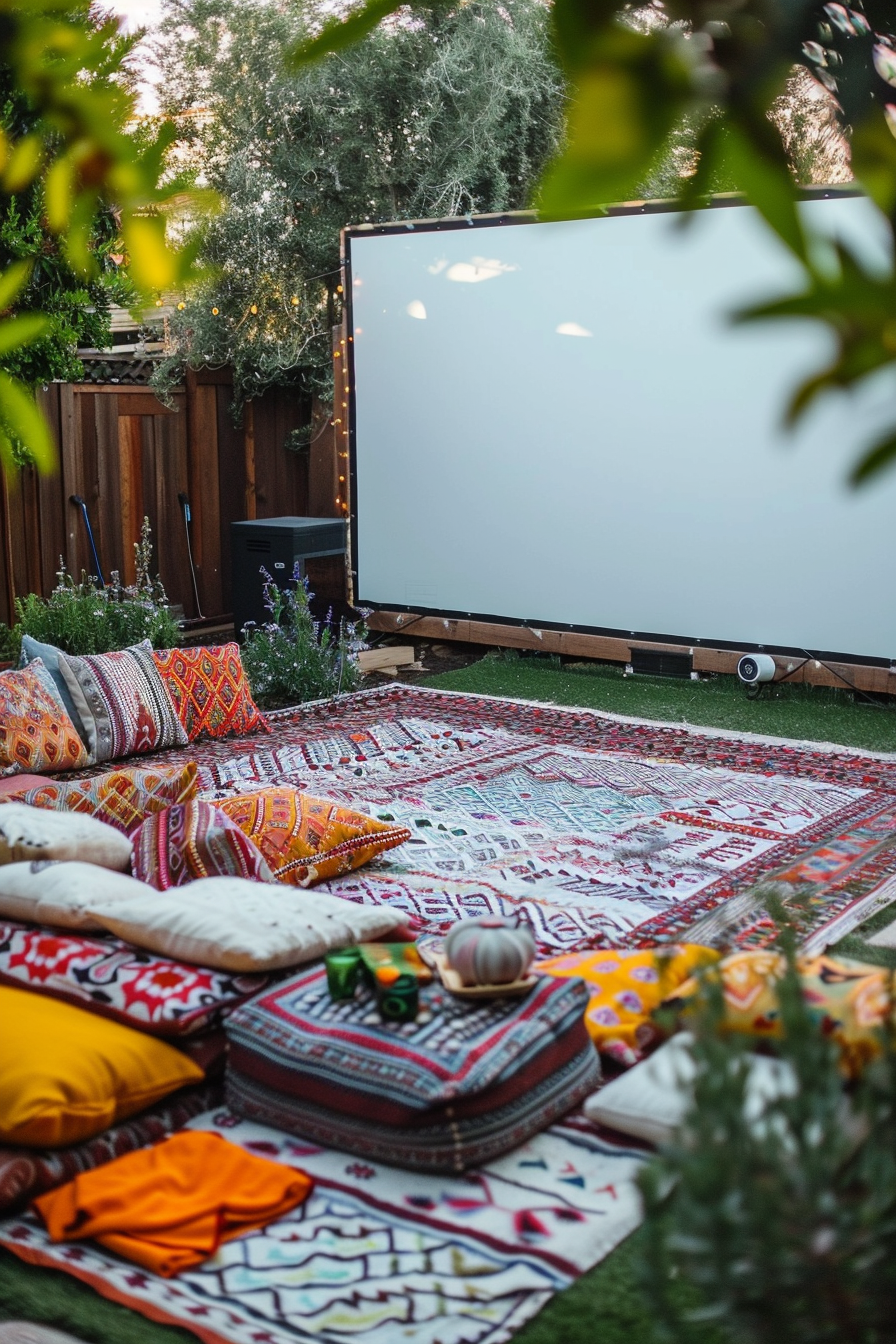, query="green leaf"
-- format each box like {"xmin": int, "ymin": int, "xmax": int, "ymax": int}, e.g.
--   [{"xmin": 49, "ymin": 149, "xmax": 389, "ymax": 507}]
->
[
  {"xmin": 2, "ymin": 134, "xmax": 44, "ymax": 192},
  {"xmin": 850, "ymin": 430, "xmax": 896, "ymax": 486},
  {"xmin": 0, "ymin": 313, "xmax": 52, "ymax": 355},
  {"xmin": 721, "ymin": 124, "xmax": 807, "ymax": 264},
  {"xmin": 287, "ymin": 0, "xmax": 417, "ymax": 67},
  {"xmin": 0, "ymin": 372, "xmax": 56, "ymax": 472},
  {"xmin": 0, "ymin": 261, "xmax": 34, "ymax": 313}
]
